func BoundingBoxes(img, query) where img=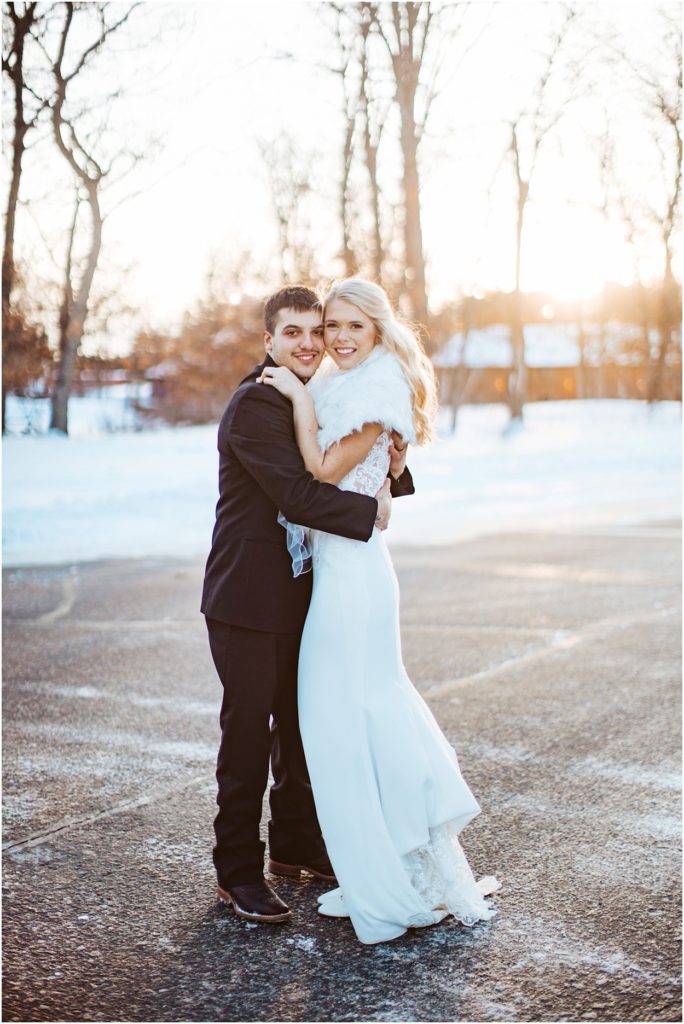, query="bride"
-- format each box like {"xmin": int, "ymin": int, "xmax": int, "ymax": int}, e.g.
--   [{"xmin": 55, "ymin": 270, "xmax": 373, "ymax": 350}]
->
[{"xmin": 259, "ymin": 278, "xmax": 499, "ymax": 945}]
